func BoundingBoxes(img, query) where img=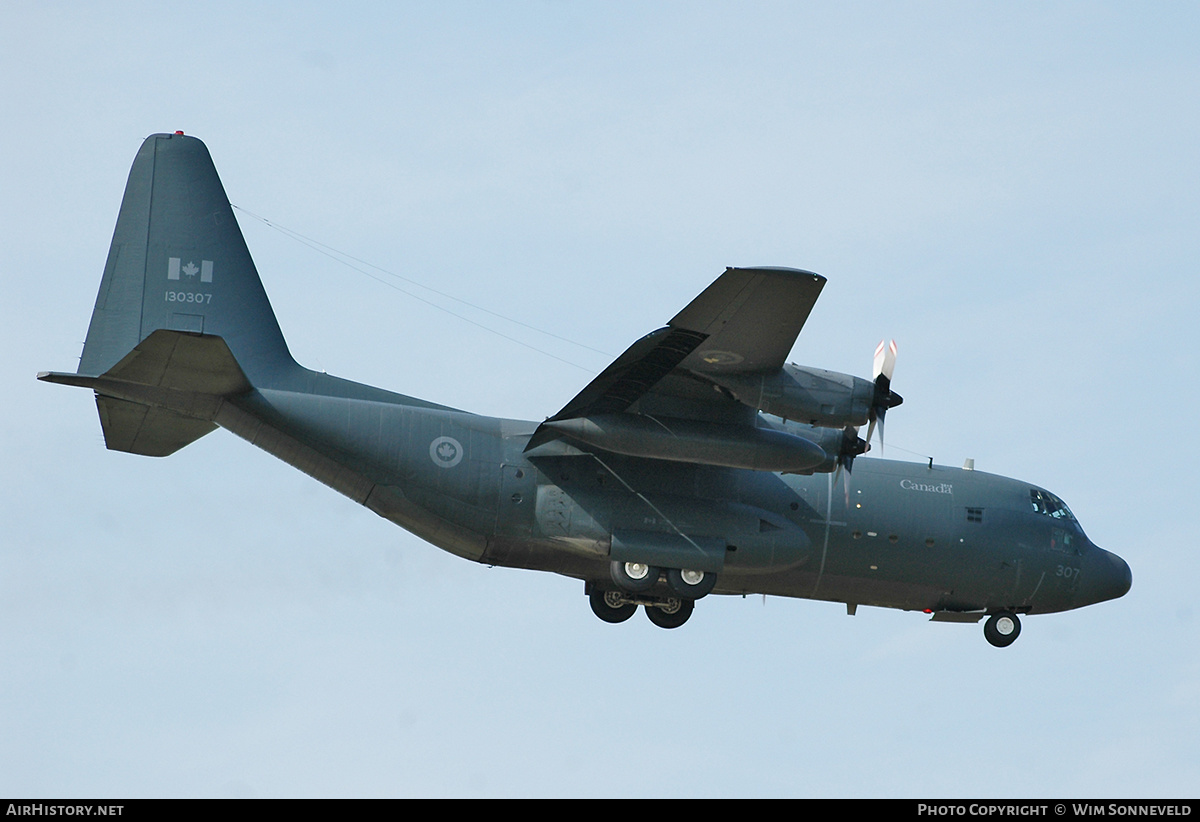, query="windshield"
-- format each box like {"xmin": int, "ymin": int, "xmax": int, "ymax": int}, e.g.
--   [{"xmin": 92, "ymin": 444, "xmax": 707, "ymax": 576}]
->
[{"xmin": 1030, "ymin": 488, "xmax": 1077, "ymax": 522}]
